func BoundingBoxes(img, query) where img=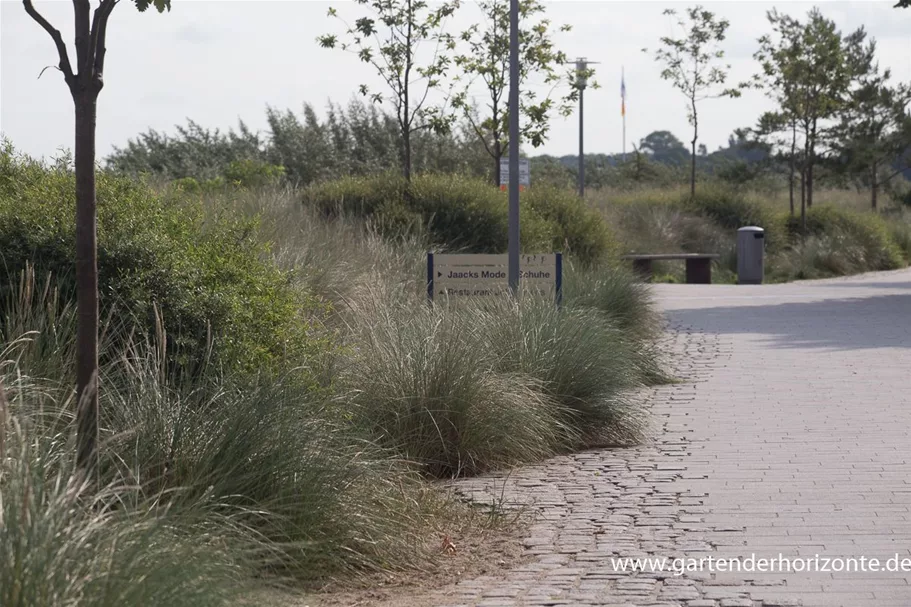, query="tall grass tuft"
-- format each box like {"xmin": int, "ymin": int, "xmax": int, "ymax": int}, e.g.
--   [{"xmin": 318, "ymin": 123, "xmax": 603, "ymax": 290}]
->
[
  {"xmin": 478, "ymin": 295, "xmax": 650, "ymax": 447},
  {"xmin": 0, "ymin": 378, "xmax": 250, "ymax": 607},
  {"xmin": 101, "ymin": 342, "xmax": 437, "ymax": 577},
  {"xmin": 342, "ymin": 293, "xmax": 570, "ymax": 477},
  {"xmin": 781, "ymin": 206, "xmax": 904, "ymax": 276},
  {"xmin": 1, "ymin": 270, "xmax": 449, "ymax": 590},
  {"xmin": 563, "ymin": 261, "xmax": 662, "ymax": 338},
  {"xmin": 341, "ymin": 275, "xmax": 661, "ymax": 476}
]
